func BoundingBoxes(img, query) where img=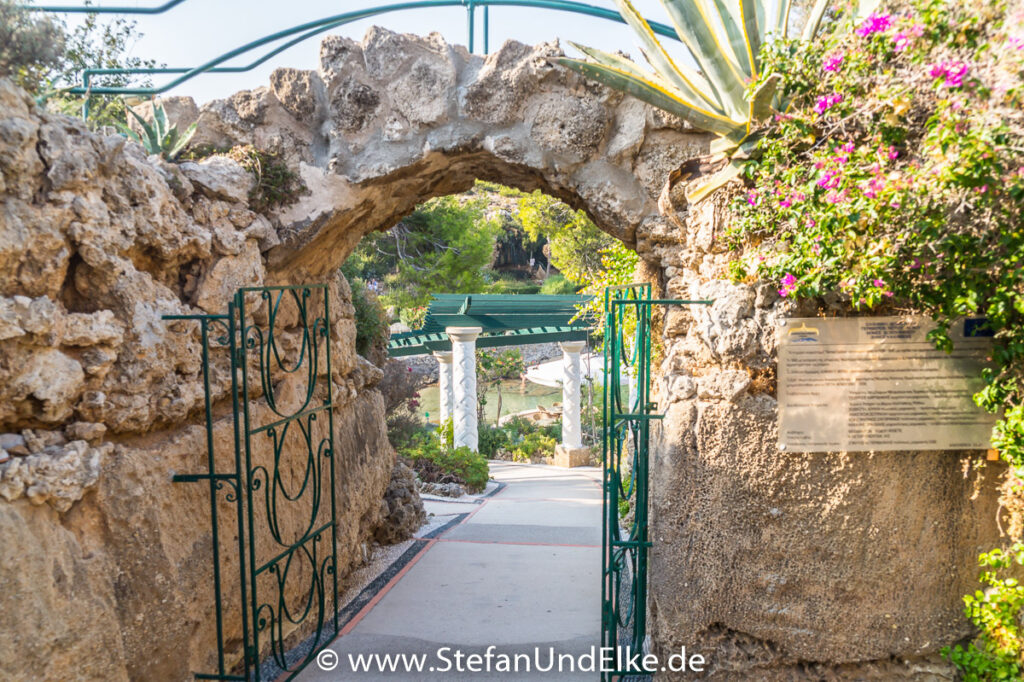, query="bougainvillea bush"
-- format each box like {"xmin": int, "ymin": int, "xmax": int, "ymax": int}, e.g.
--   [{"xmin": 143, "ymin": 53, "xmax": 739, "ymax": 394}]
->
[{"xmin": 728, "ymin": 0, "xmax": 1024, "ymax": 676}]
